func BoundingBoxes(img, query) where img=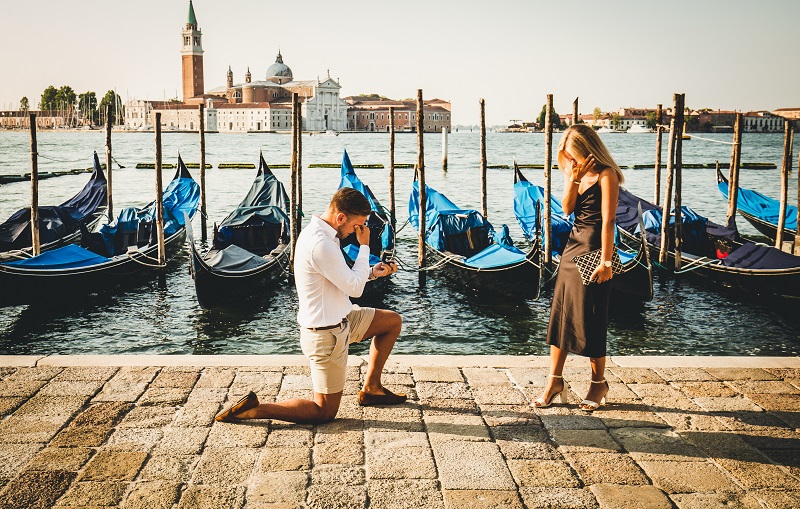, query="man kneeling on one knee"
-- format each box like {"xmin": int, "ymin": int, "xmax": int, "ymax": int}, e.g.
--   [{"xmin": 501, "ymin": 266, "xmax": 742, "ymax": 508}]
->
[{"xmin": 215, "ymin": 187, "xmax": 404, "ymax": 424}]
